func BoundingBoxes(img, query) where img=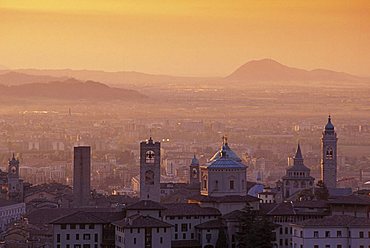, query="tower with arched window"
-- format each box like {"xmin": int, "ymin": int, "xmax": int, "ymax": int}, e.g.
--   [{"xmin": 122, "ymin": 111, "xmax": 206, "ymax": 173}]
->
[
  {"xmin": 140, "ymin": 137, "xmax": 161, "ymax": 201},
  {"xmin": 321, "ymin": 115, "xmax": 338, "ymax": 188}
]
